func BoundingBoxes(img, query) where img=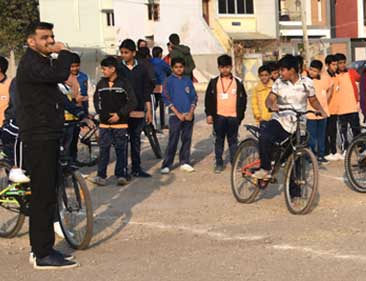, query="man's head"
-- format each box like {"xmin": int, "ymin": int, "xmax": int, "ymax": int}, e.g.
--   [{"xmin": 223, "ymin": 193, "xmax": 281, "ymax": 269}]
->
[
  {"xmin": 169, "ymin": 33, "xmax": 180, "ymax": 47},
  {"xmin": 152, "ymin": 46, "xmax": 163, "ymax": 58},
  {"xmin": 325, "ymin": 54, "xmax": 338, "ymax": 74},
  {"xmin": 308, "ymin": 60, "xmax": 323, "ymax": 79},
  {"xmin": 217, "ymin": 54, "xmax": 233, "ymax": 77},
  {"xmin": 0, "ymin": 56, "xmax": 9, "ymax": 75},
  {"xmin": 137, "ymin": 39, "xmax": 147, "ymax": 49},
  {"xmin": 101, "ymin": 56, "xmax": 118, "ymax": 79},
  {"xmin": 26, "ymin": 21, "xmax": 55, "ymax": 56},
  {"xmin": 335, "ymin": 53, "xmax": 347, "ymax": 72},
  {"xmin": 171, "ymin": 57, "xmax": 185, "ymax": 76},
  {"xmin": 258, "ymin": 65, "xmax": 271, "ymax": 85},
  {"xmin": 278, "ymin": 54, "xmax": 299, "ymax": 81},
  {"xmin": 70, "ymin": 53, "xmax": 81, "ymax": 75},
  {"xmin": 120, "ymin": 39, "xmax": 136, "ymax": 63},
  {"xmin": 296, "ymin": 55, "xmax": 304, "ymax": 73}
]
